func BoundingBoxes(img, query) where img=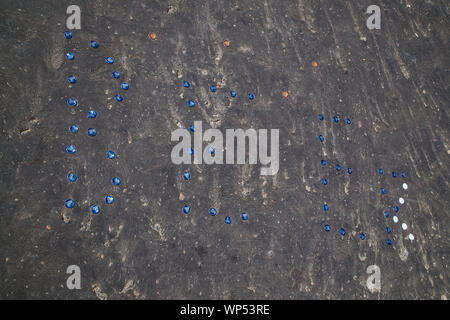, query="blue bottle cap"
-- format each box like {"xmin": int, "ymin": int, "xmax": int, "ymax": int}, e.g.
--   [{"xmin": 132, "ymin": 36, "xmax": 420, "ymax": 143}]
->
[
  {"xmin": 67, "ymin": 173, "xmax": 77, "ymax": 182},
  {"xmin": 182, "ymin": 171, "xmax": 191, "ymax": 180},
  {"xmin": 105, "ymin": 196, "xmax": 114, "ymax": 204},
  {"xmin": 87, "ymin": 128, "xmax": 97, "ymax": 136},
  {"xmin": 107, "ymin": 150, "xmax": 116, "ymax": 159},
  {"xmin": 67, "ymin": 75, "xmax": 77, "ymax": 84},
  {"xmin": 112, "ymin": 177, "xmax": 121, "ymax": 186},
  {"xmin": 90, "ymin": 205, "xmax": 100, "ymax": 214},
  {"xmin": 64, "ymin": 199, "xmax": 75, "ymax": 208},
  {"xmin": 66, "ymin": 145, "xmax": 76, "ymax": 154},
  {"xmin": 67, "ymin": 98, "xmax": 77, "ymax": 106},
  {"xmin": 69, "ymin": 125, "xmax": 79, "ymax": 133},
  {"xmin": 90, "ymin": 40, "xmax": 99, "ymax": 48},
  {"xmin": 183, "ymin": 205, "xmax": 191, "ymax": 214}
]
